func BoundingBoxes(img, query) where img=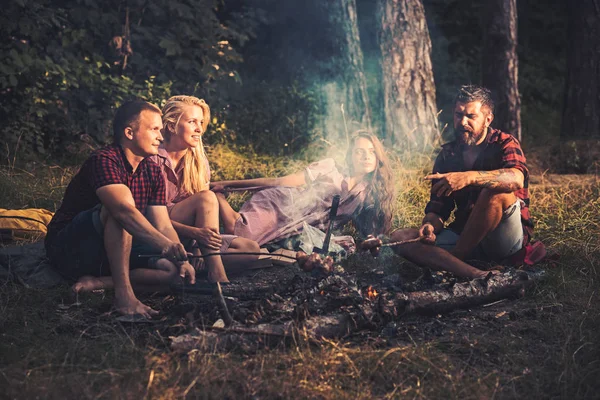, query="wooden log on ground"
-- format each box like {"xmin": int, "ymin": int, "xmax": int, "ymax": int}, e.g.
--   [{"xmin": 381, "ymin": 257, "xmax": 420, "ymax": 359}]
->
[
  {"xmin": 171, "ymin": 270, "xmax": 545, "ymax": 351},
  {"xmin": 378, "ymin": 270, "xmax": 538, "ymax": 319},
  {"xmin": 300, "ymin": 313, "xmax": 358, "ymax": 339}
]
